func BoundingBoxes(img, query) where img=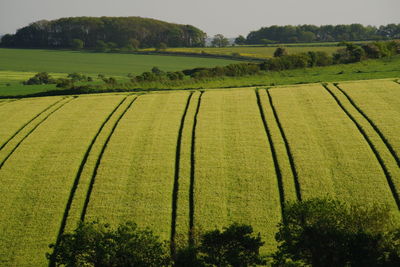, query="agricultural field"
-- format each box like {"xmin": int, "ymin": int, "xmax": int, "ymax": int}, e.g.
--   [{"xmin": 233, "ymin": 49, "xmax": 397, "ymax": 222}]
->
[
  {"xmin": 0, "ymin": 48, "xmax": 241, "ymax": 92},
  {"xmin": 1, "ymin": 50, "xmax": 399, "ymax": 98},
  {"xmin": 0, "ymin": 78, "xmax": 399, "ymax": 265},
  {"xmin": 153, "ymin": 45, "xmax": 339, "ymax": 59}
]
